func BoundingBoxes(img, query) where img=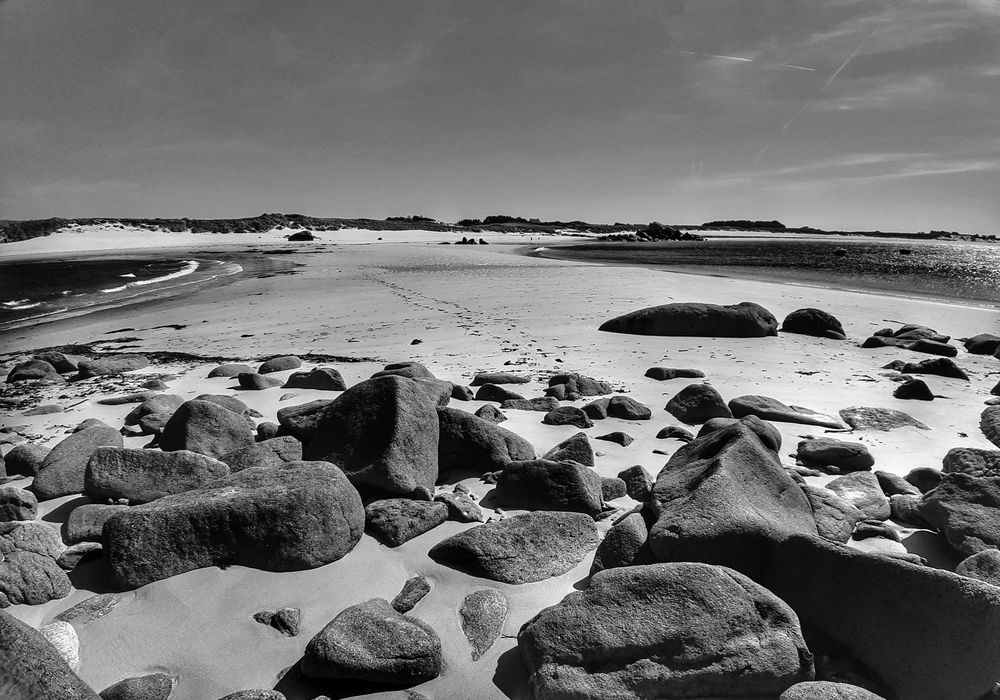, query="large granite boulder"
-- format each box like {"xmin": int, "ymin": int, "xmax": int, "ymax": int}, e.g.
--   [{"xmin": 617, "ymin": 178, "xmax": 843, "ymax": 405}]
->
[
  {"xmin": 900, "ymin": 357, "xmax": 969, "ymax": 380},
  {"xmin": 159, "ymin": 400, "xmax": 254, "ymax": 460},
  {"xmin": 429, "ymin": 511, "xmax": 597, "ymax": 584},
  {"xmin": 283, "ymin": 367, "xmax": 346, "ymax": 391},
  {"xmin": 222, "ymin": 437, "xmax": 302, "ymax": 472},
  {"xmin": 0, "ymin": 522, "xmax": 70, "ymax": 607},
  {"xmin": 599, "ymin": 301, "xmax": 779, "ymax": 337},
  {"xmin": 301, "ymin": 598, "xmax": 441, "ymax": 684},
  {"xmin": 475, "ymin": 383, "xmax": 524, "ymax": 403},
  {"xmin": 606, "ymin": 395, "xmax": 652, "ymax": 420},
  {"xmin": 697, "ymin": 415, "xmax": 782, "ymax": 451},
  {"xmin": 519, "ymin": 563, "xmax": 813, "ymax": 700},
  {"xmin": 780, "ymin": 682, "xmax": 885, "ymax": 699},
  {"xmin": 365, "ymin": 499, "xmax": 448, "ymax": 547},
  {"xmin": 964, "ymin": 333, "xmax": 1000, "ymax": 355},
  {"xmin": 590, "ymin": 509, "xmax": 650, "ymax": 574},
  {"xmin": 546, "ymin": 373, "xmax": 613, "ymax": 398},
  {"xmin": 84, "ymin": 447, "xmax": 230, "ymax": 504},
  {"xmin": 541, "ymin": 406, "xmax": 593, "ymax": 429},
  {"xmin": 982, "ymin": 406, "xmax": 1000, "ymax": 449},
  {"xmin": 33, "ymin": 425, "xmax": 123, "ymax": 500},
  {"xmin": 495, "ymin": 459, "xmax": 603, "ymax": 515},
  {"xmin": 543, "ymin": 432, "xmax": 593, "ymax": 467},
  {"xmin": 6, "ymin": 359, "xmax": 63, "ymax": 383},
  {"xmin": 796, "ymin": 438, "xmax": 874, "ymax": 473},
  {"xmin": 304, "ymin": 375, "xmax": 445, "ymax": 499},
  {"xmin": 763, "ymin": 534, "xmax": 1000, "ymax": 700},
  {"xmin": 460, "ymin": 589, "xmax": 507, "ymax": 661},
  {"xmin": 955, "ymin": 549, "xmax": 1000, "ymax": 587},
  {"xmin": 123, "ymin": 394, "xmax": 185, "ymax": 432},
  {"xmin": 470, "ymin": 371, "xmax": 530, "ymax": 386},
  {"xmin": 917, "ymin": 472, "xmax": 1000, "ymax": 556},
  {"xmin": 437, "ymin": 406, "xmax": 535, "ymax": 474},
  {"xmin": 104, "ymin": 461, "xmax": 364, "ymax": 589},
  {"xmin": 781, "ymin": 308, "xmax": 846, "ymax": 340},
  {"xmin": 0, "ymin": 609, "xmax": 100, "ymax": 699},
  {"xmin": 648, "ymin": 419, "xmax": 816, "ymax": 577},
  {"xmin": 275, "ymin": 399, "xmax": 333, "ymax": 441},
  {"xmin": 66, "ymin": 504, "xmax": 127, "ymax": 544},
  {"xmin": 3, "ymin": 443, "xmax": 48, "ymax": 477},
  {"xmin": 665, "ymin": 383, "xmax": 732, "ymax": 424},
  {"xmin": 33, "ymin": 351, "xmax": 85, "ymax": 373},
  {"xmin": 730, "ymin": 395, "xmax": 844, "ymax": 429},
  {"xmin": 644, "ymin": 367, "xmax": 705, "ymax": 381},
  {"xmin": 942, "ymin": 447, "xmax": 1000, "ymax": 478}
]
